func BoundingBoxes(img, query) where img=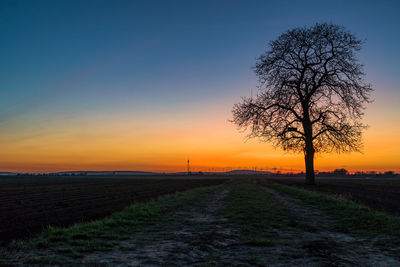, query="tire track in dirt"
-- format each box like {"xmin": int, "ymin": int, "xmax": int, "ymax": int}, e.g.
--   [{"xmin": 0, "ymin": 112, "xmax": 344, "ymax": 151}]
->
[
  {"xmin": 259, "ymin": 185, "xmax": 400, "ymax": 266},
  {"xmin": 81, "ymin": 187, "xmax": 242, "ymax": 266}
]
